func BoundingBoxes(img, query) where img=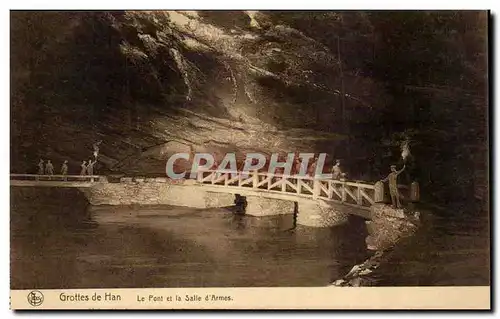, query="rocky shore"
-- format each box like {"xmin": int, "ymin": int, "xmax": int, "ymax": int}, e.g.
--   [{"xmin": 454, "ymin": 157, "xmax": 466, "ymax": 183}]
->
[{"xmin": 332, "ymin": 203, "xmax": 421, "ymax": 287}]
